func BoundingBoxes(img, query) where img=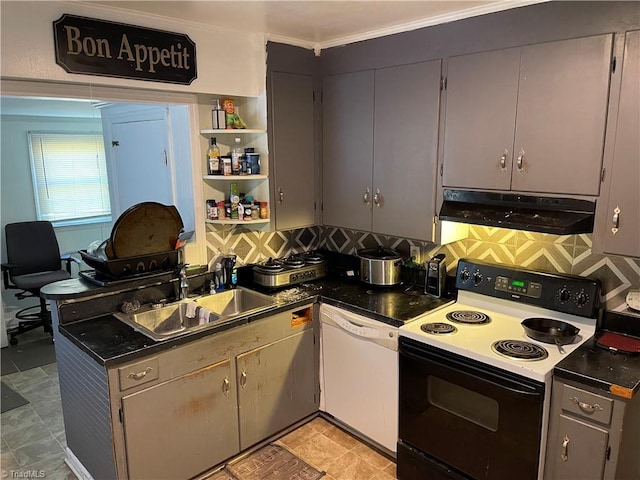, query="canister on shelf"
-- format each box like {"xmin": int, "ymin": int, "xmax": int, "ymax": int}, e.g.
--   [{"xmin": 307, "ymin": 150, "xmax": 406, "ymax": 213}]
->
[
  {"xmin": 260, "ymin": 201, "xmax": 269, "ymax": 219},
  {"xmin": 206, "ymin": 199, "xmax": 218, "ymax": 220},
  {"xmin": 221, "ymin": 156, "xmax": 232, "ymax": 176},
  {"xmin": 217, "ymin": 201, "xmax": 226, "ymax": 219}
]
